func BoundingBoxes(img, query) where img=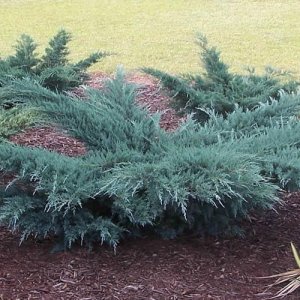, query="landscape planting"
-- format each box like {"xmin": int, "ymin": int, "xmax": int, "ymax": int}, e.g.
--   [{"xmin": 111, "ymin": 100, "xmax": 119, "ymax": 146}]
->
[
  {"xmin": 0, "ymin": 32, "xmax": 300, "ymax": 256},
  {"xmin": 1, "ymin": 1, "xmax": 300, "ymax": 294}
]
